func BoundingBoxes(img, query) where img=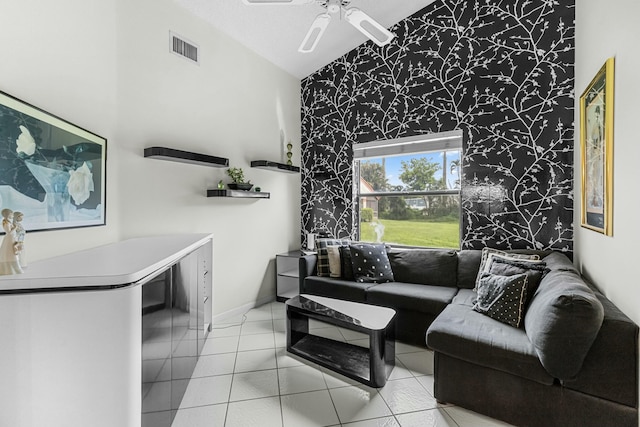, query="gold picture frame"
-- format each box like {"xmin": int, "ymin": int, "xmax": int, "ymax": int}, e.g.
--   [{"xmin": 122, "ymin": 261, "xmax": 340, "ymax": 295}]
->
[{"xmin": 580, "ymin": 57, "xmax": 614, "ymax": 235}]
